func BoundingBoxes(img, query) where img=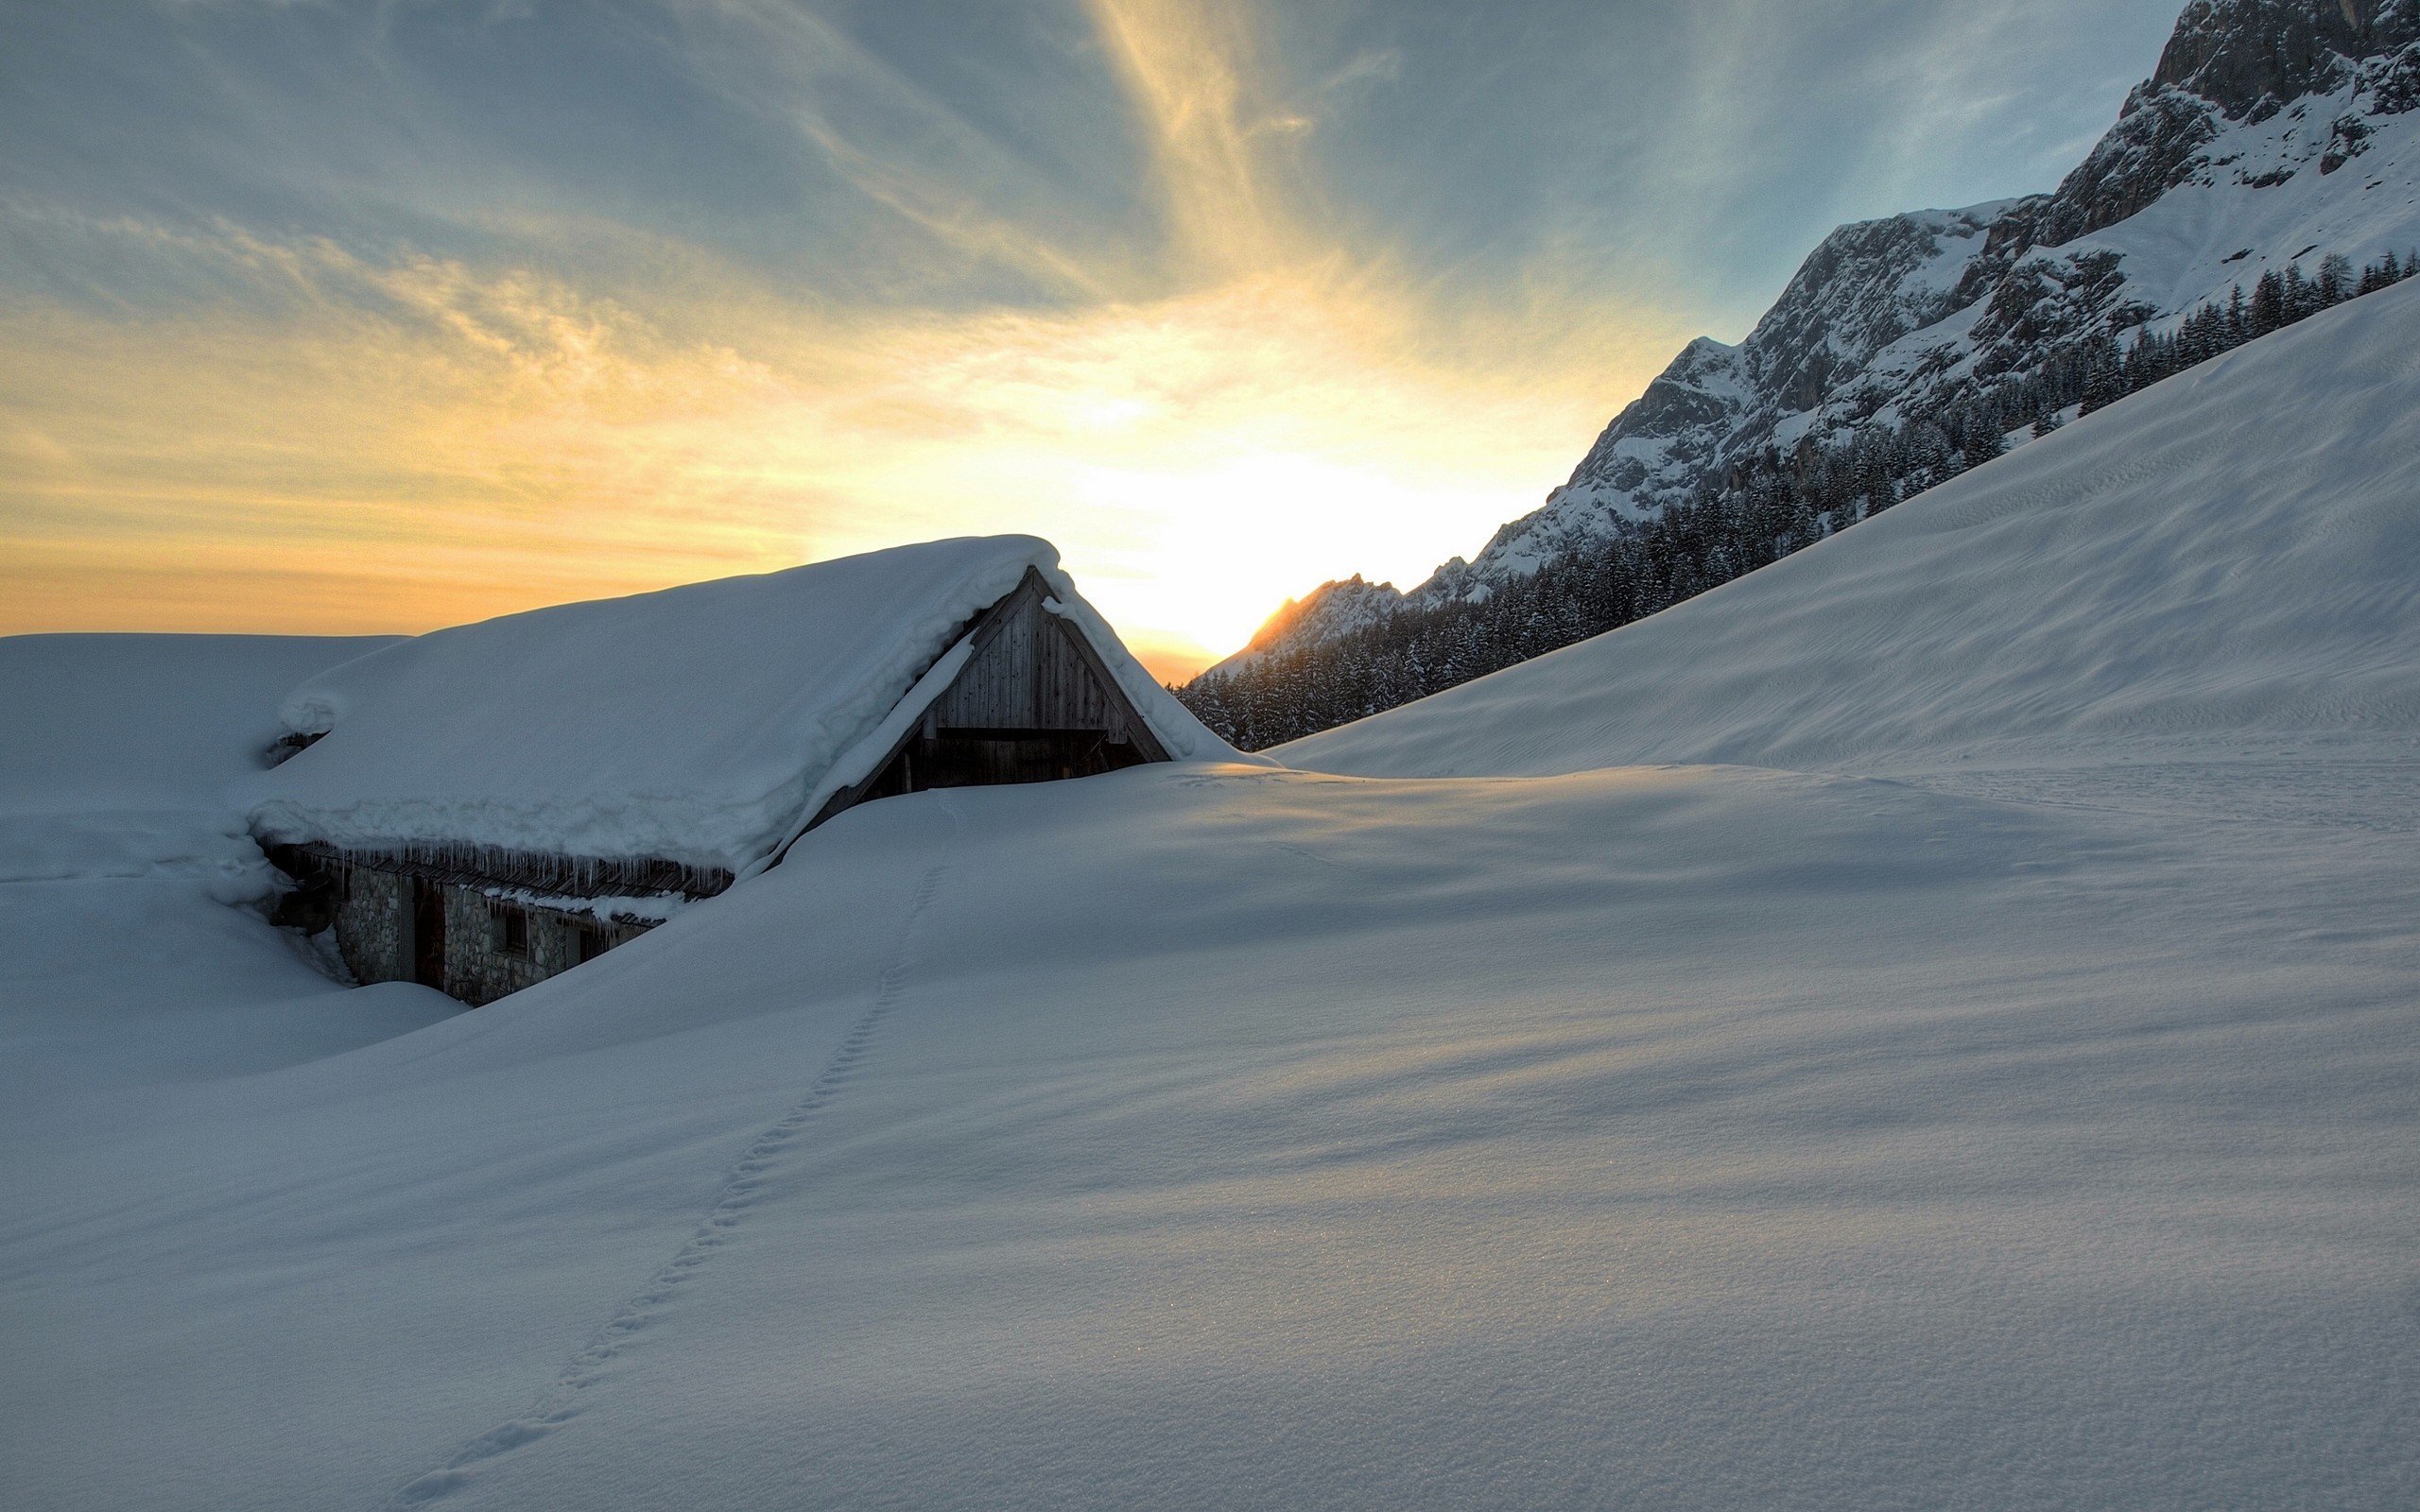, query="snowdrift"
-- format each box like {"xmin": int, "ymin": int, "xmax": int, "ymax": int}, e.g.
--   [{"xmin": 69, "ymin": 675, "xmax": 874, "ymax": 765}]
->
[
  {"xmin": 245, "ymin": 537, "xmax": 1232, "ymax": 877},
  {"xmin": 0, "ymin": 632, "xmax": 399, "ymax": 817},
  {"xmin": 0, "ymin": 634, "xmax": 454, "ymax": 1106},
  {"xmin": 0, "ymin": 633, "xmax": 398, "ymax": 887},
  {"xmin": 1284, "ymin": 280, "xmax": 2420, "ymax": 781},
  {"xmin": 10, "ymin": 751, "xmax": 2415, "ymax": 1510}
]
